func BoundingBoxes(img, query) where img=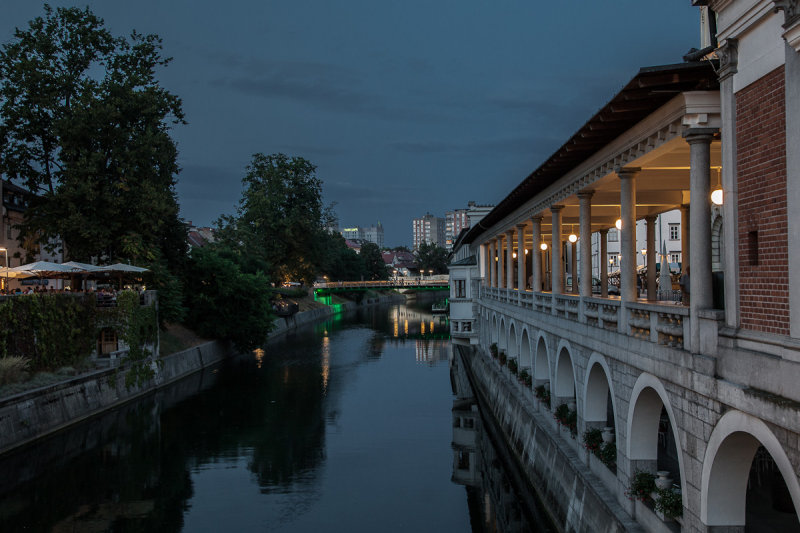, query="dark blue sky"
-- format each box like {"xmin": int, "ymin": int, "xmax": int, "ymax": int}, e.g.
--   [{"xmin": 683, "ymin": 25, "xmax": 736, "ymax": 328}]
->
[{"xmin": 3, "ymin": 2, "xmax": 701, "ymax": 247}]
